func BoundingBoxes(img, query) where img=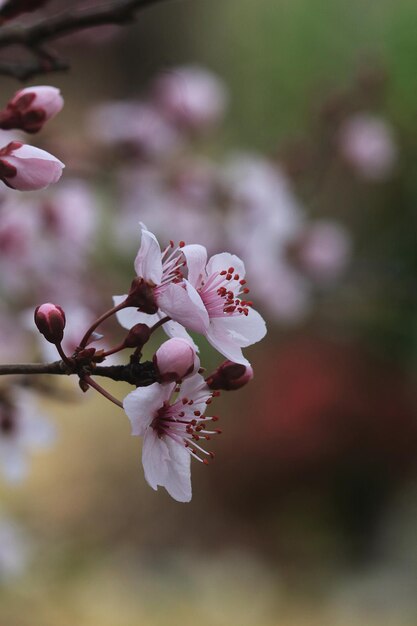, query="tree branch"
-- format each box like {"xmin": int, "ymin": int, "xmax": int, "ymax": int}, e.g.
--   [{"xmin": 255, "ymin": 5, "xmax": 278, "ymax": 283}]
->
[
  {"xmin": 0, "ymin": 359, "xmax": 157, "ymax": 386},
  {"xmin": 0, "ymin": 0, "xmax": 175, "ymax": 80}
]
